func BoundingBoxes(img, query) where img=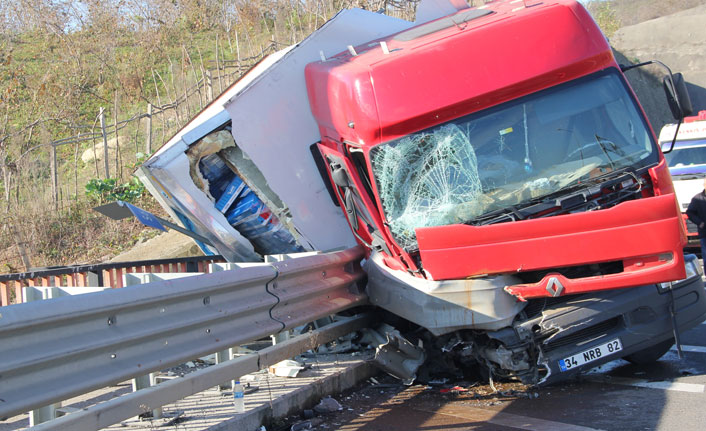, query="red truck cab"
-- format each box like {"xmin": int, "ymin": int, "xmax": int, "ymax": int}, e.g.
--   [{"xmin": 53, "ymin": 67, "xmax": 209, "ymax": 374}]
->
[{"xmin": 306, "ymin": 0, "xmax": 706, "ymax": 383}]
